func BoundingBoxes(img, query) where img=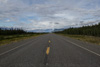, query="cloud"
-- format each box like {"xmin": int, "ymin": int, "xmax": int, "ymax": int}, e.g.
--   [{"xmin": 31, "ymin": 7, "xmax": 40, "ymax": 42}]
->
[
  {"xmin": 0, "ymin": 0, "xmax": 8, "ymax": 3},
  {"xmin": 0, "ymin": 0, "xmax": 100, "ymax": 32}
]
